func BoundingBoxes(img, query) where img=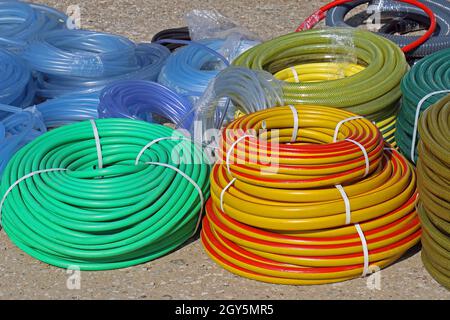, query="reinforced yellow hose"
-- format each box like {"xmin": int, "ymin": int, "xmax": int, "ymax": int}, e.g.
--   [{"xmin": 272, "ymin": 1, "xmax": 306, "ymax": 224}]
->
[
  {"xmin": 416, "ymin": 95, "xmax": 450, "ymax": 289},
  {"xmin": 202, "ymin": 105, "xmax": 420, "ymax": 285},
  {"xmin": 233, "ymin": 28, "xmax": 409, "ymax": 144}
]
